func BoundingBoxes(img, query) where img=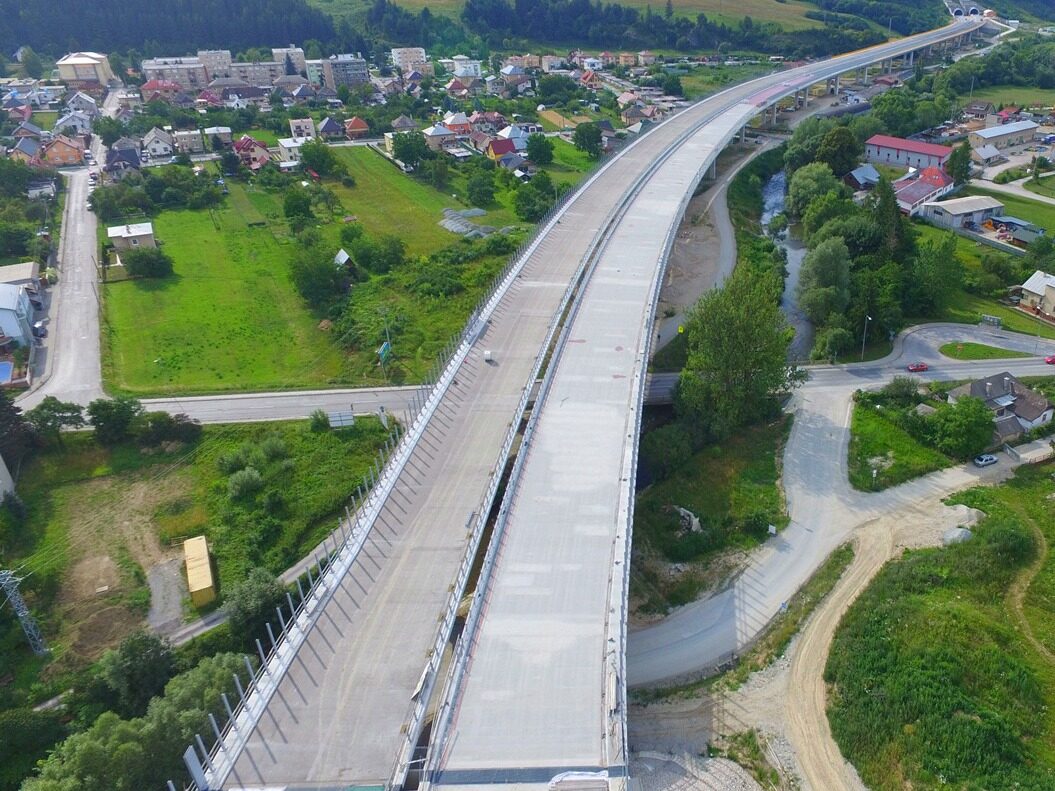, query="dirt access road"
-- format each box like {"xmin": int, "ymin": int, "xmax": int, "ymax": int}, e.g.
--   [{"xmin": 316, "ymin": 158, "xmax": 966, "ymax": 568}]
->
[{"xmin": 784, "ymin": 502, "xmax": 986, "ymax": 791}]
